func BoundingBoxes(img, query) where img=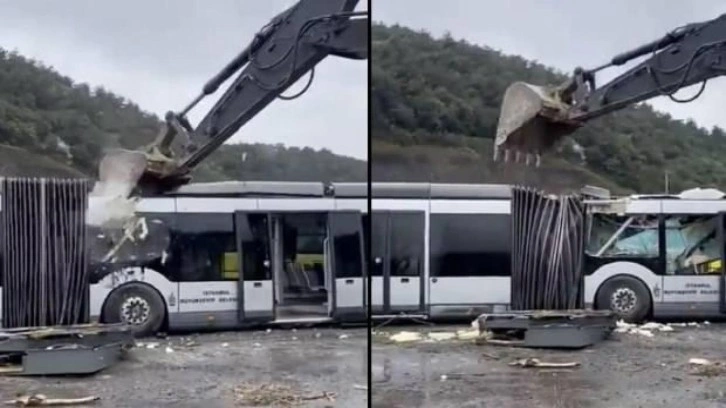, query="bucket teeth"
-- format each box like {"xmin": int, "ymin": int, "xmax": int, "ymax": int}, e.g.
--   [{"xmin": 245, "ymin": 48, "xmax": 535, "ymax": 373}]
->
[{"xmin": 493, "ymin": 146, "xmax": 543, "ymax": 167}]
